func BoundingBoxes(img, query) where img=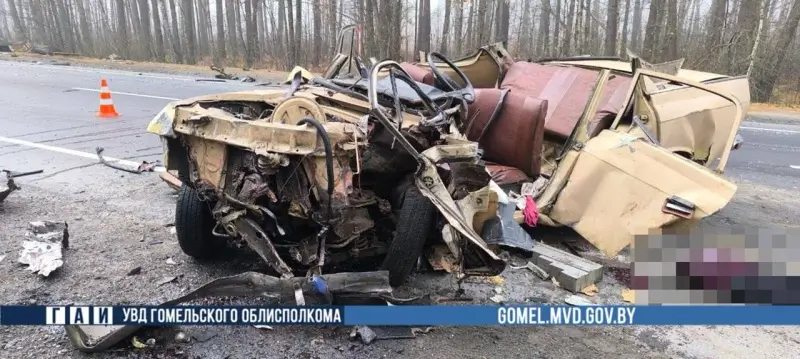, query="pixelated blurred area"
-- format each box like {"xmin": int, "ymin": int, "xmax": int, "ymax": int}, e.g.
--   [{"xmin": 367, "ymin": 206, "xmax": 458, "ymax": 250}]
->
[{"xmin": 631, "ymin": 227, "xmax": 800, "ymax": 305}]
